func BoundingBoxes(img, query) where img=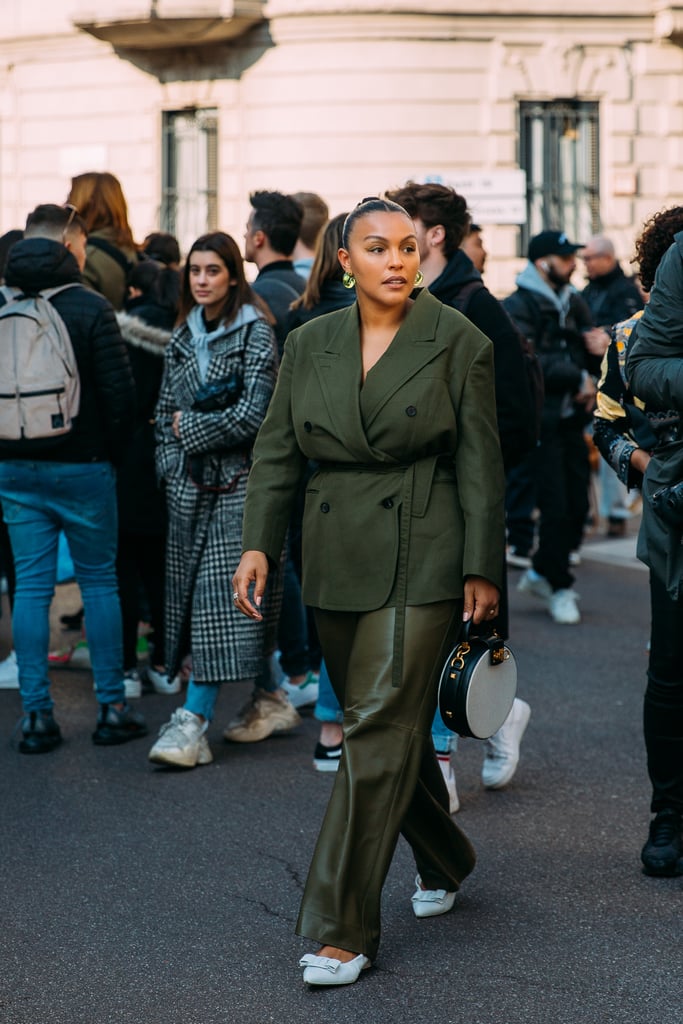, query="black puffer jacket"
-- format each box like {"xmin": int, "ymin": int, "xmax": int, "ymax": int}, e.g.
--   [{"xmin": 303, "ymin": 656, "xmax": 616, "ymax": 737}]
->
[
  {"xmin": 582, "ymin": 265, "xmax": 642, "ymax": 332},
  {"xmin": 430, "ymin": 250, "xmax": 536, "ymax": 470},
  {"xmin": 1, "ymin": 238, "xmax": 135, "ymax": 464}
]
